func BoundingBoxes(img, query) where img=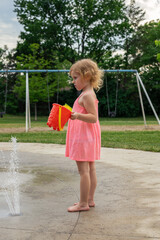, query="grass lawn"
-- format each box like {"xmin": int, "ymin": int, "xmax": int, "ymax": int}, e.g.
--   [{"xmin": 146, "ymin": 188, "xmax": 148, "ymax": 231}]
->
[
  {"xmin": 0, "ymin": 114, "xmax": 159, "ymax": 128},
  {"xmin": 0, "ymin": 115, "xmax": 48, "ymax": 128},
  {"xmin": 0, "ymin": 115, "xmax": 160, "ymax": 152},
  {"xmin": 0, "ymin": 131, "xmax": 159, "ymax": 152},
  {"xmin": 101, "ymin": 131, "xmax": 160, "ymax": 152},
  {"xmin": 100, "ymin": 116, "xmax": 159, "ymax": 125}
]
